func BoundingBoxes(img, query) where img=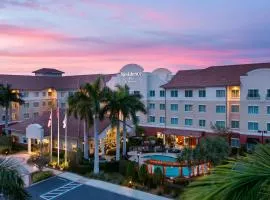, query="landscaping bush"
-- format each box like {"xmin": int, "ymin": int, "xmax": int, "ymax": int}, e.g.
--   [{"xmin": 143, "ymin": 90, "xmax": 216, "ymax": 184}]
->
[
  {"xmin": 100, "ymin": 161, "xmax": 119, "ymax": 173},
  {"xmin": 30, "ymin": 156, "xmax": 49, "ymax": 171},
  {"xmin": 11, "ymin": 143, "xmax": 27, "ymax": 153},
  {"xmin": 31, "ymin": 171, "xmax": 53, "ymax": 183},
  {"xmin": 153, "ymin": 167, "xmax": 163, "ymax": 186},
  {"xmin": 138, "ymin": 164, "xmax": 148, "ymax": 185},
  {"xmin": 69, "ymin": 164, "xmax": 93, "ymax": 175},
  {"xmin": 119, "ymin": 160, "xmax": 129, "ymax": 176},
  {"xmin": 126, "ymin": 161, "xmax": 137, "ymax": 181},
  {"xmin": 0, "ymin": 135, "xmax": 11, "ymax": 154}
]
